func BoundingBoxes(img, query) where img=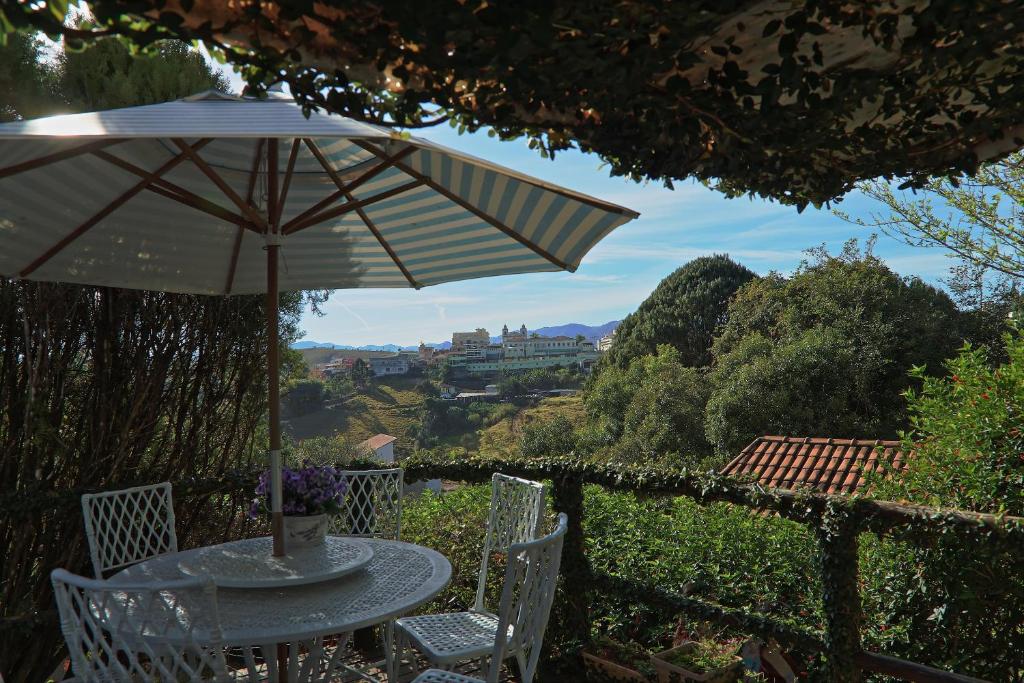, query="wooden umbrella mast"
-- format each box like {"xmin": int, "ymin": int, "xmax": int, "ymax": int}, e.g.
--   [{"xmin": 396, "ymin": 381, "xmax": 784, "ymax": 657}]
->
[{"xmin": 265, "ymin": 138, "xmax": 285, "ymax": 557}]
